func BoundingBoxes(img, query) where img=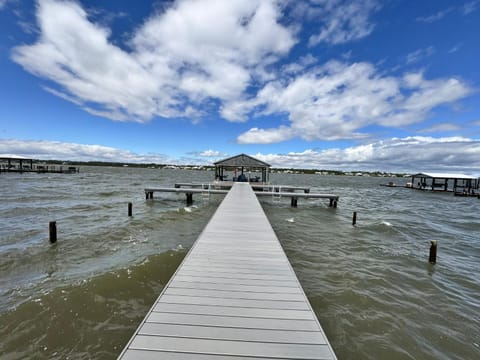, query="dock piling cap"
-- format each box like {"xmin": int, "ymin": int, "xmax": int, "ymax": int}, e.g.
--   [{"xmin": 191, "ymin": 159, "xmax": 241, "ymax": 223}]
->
[{"xmin": 430, "ymin": 240, "xmax": 437, "ymax": 246}]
